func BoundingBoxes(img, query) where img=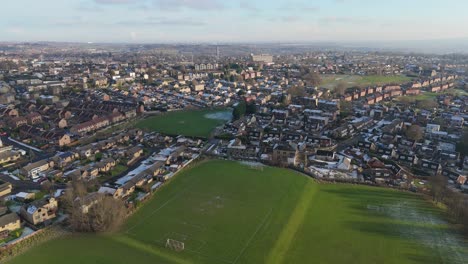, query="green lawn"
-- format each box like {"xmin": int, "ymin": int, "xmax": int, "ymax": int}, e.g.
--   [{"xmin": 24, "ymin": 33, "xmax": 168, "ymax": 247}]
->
[
  {"xmin": 136, "ymin": 109, "xmax": 231, "ymax": 138},
  {"xmin": 395, "ymin": 91, "xmax": 439, "ymax": 103},
  {"xmin": 9, "ymin": 160, "xmax": 467, "ymax": 264},
  {"xmin": 322, "ymin": 74, "xmax": 413, "ymax": 89}
]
